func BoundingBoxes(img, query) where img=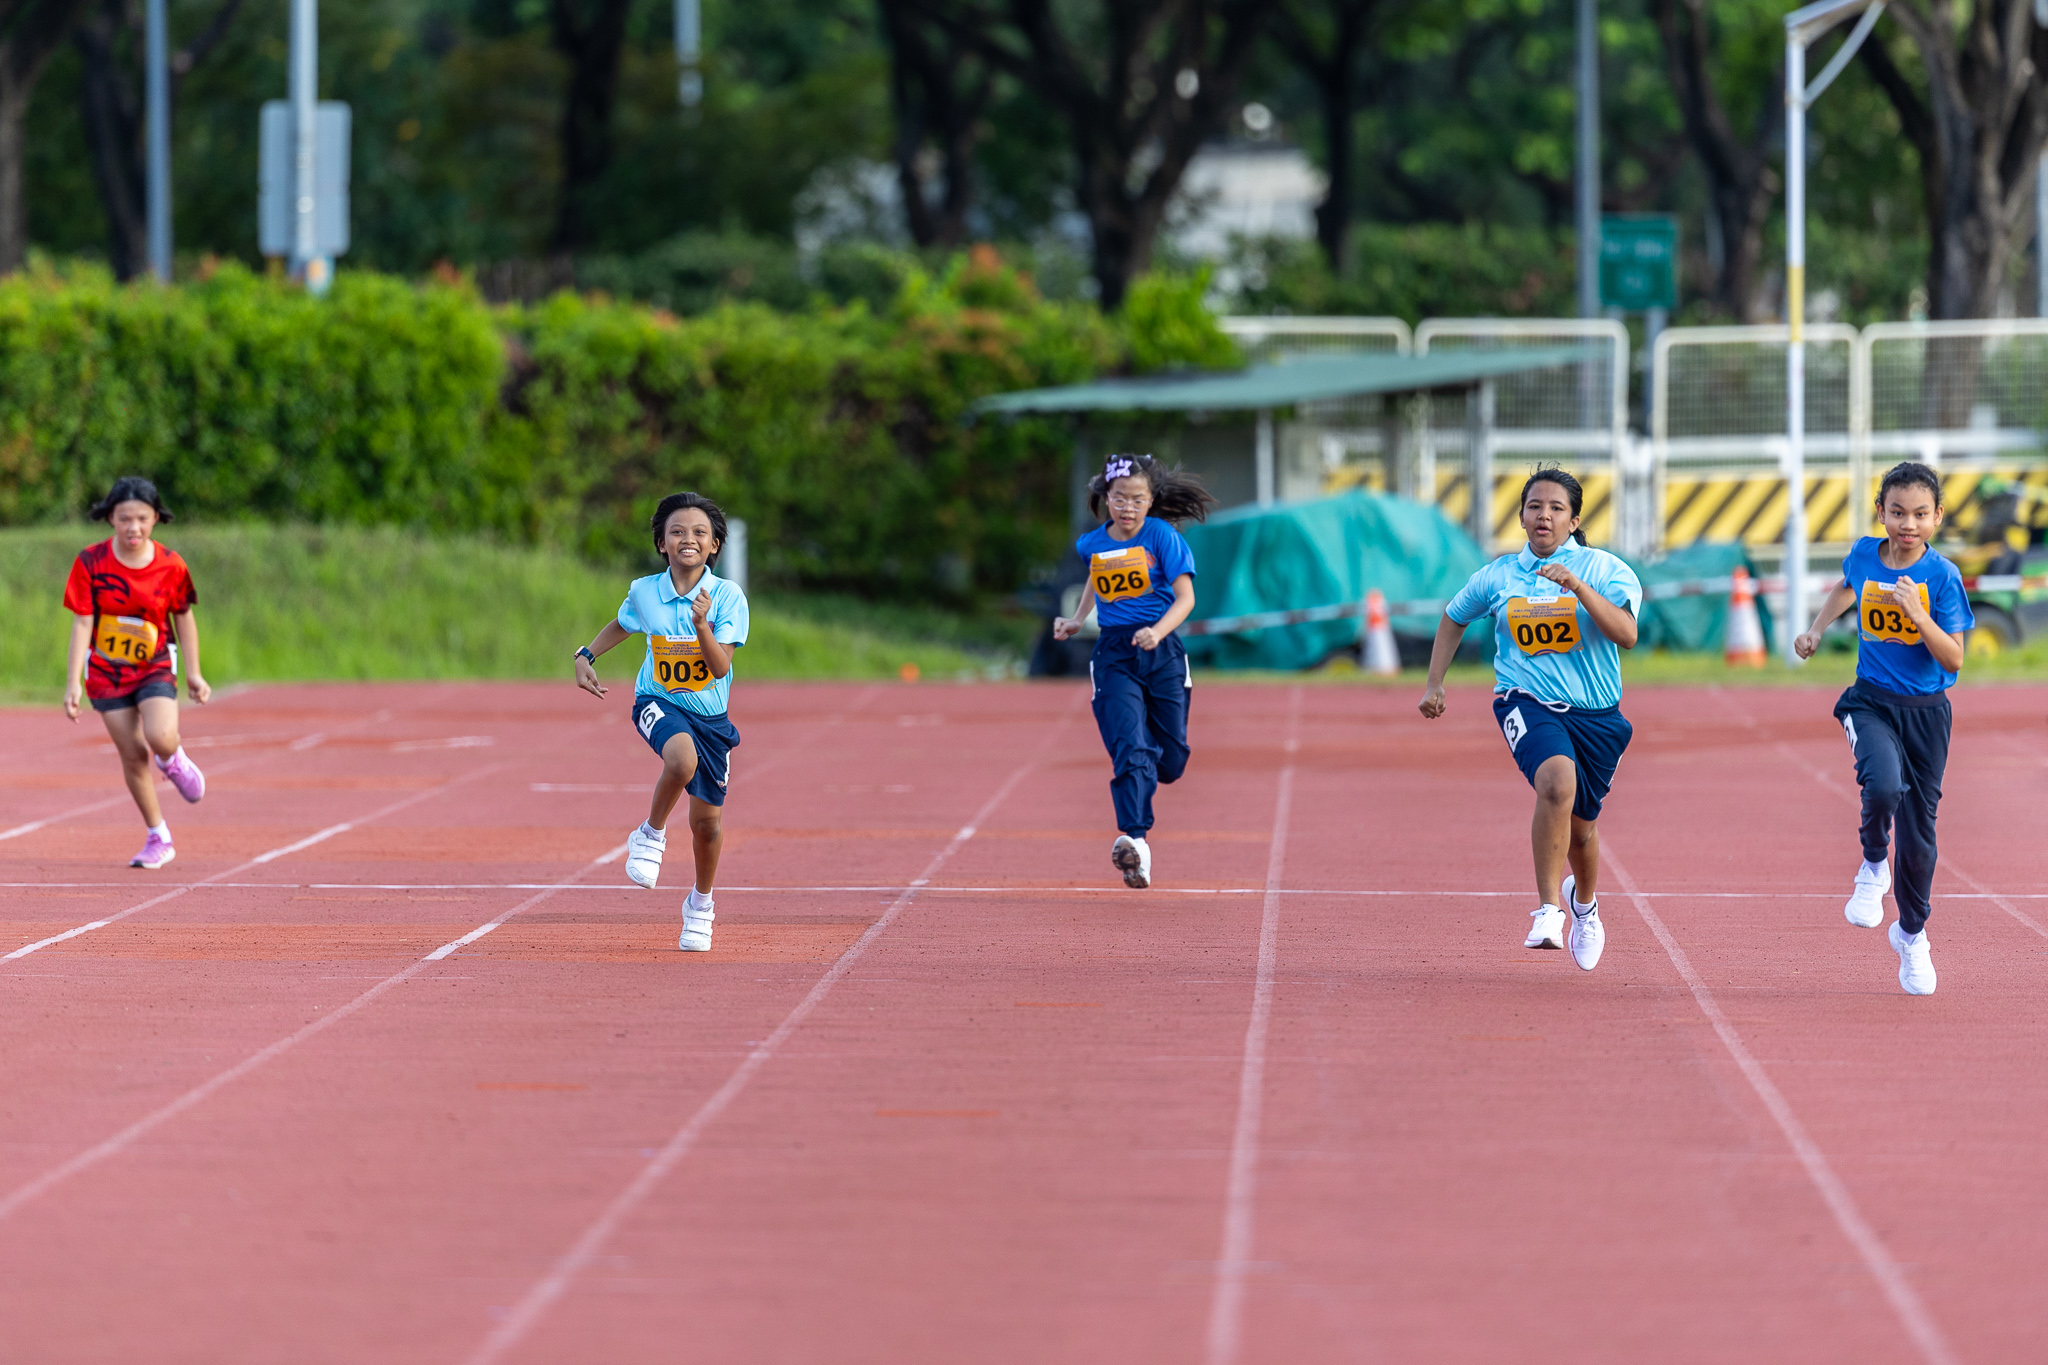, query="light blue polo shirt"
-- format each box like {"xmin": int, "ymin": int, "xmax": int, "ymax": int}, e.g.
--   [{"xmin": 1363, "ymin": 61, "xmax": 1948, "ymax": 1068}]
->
[
  {"xmin": 1445, "ymin": 540, "xmax": 1642, "ymax": 711},
  {"xmin": 617, "ymin": 568, "xmax": 749, "ymax": 716}
]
